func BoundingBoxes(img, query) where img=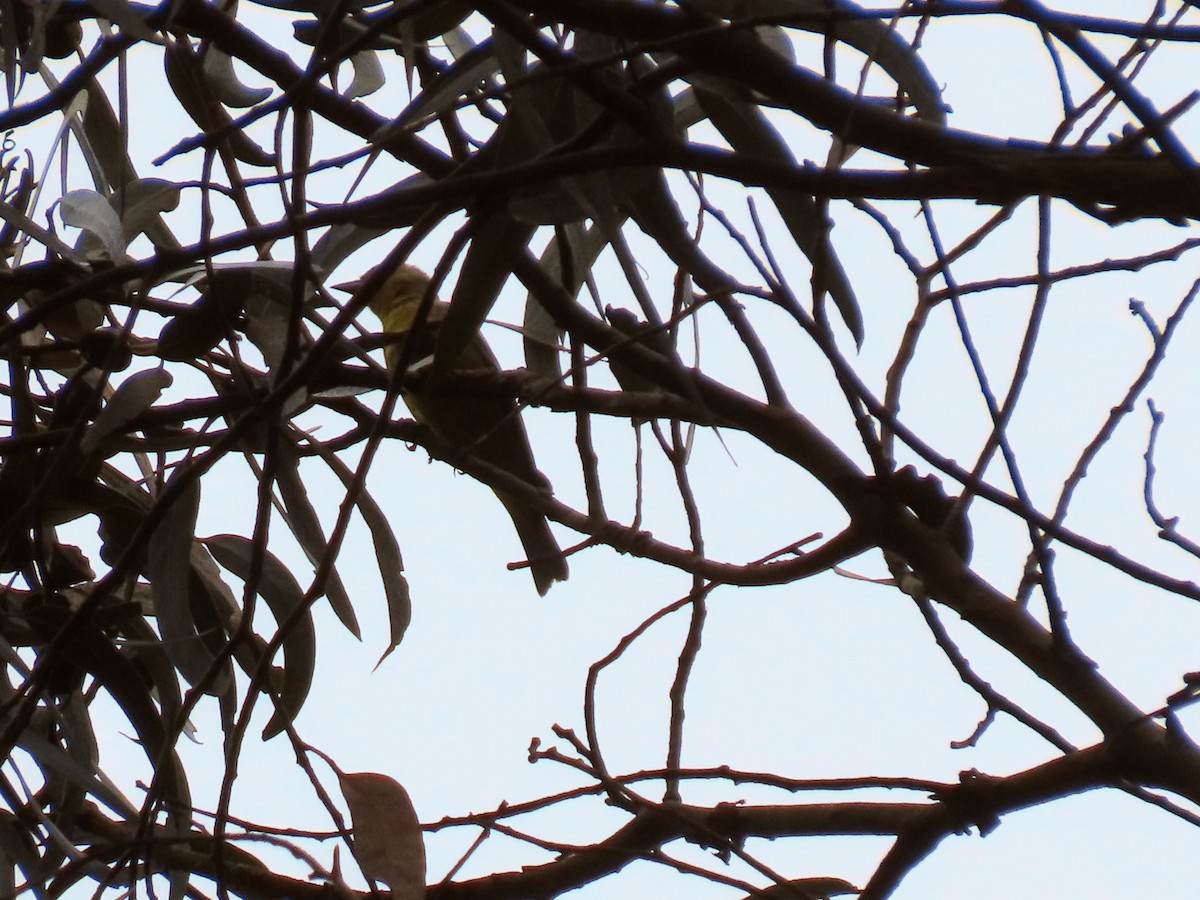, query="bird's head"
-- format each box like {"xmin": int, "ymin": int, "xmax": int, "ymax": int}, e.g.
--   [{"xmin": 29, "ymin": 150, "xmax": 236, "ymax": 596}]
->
[{"xmin": 336, "ymin": 263, "xmax": 434, "ymax": 332}]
